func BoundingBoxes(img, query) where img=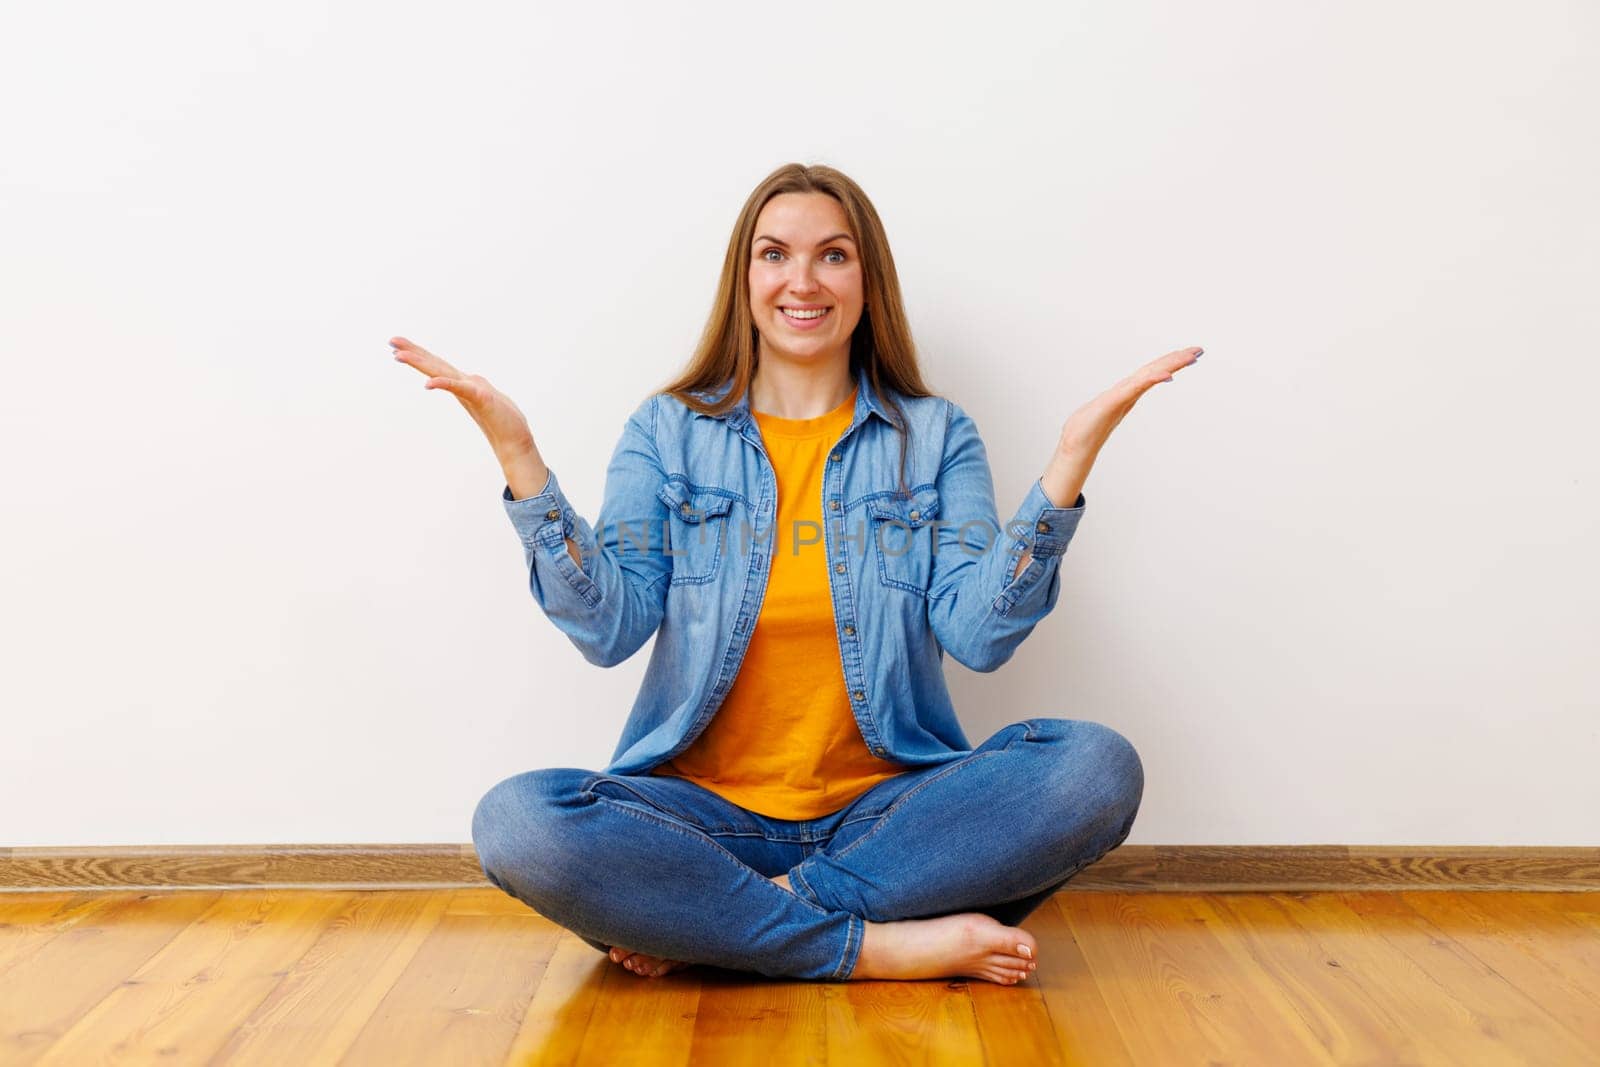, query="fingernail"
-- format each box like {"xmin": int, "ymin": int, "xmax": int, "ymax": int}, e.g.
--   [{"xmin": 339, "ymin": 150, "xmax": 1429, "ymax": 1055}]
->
[
  {"xmin": 1018, "ymin": 944, "xmax": 1032, "ymax": 959},
  {"xmin": 1194, "ymin": 349, "xmax": 1204, "ymax": 358}
]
